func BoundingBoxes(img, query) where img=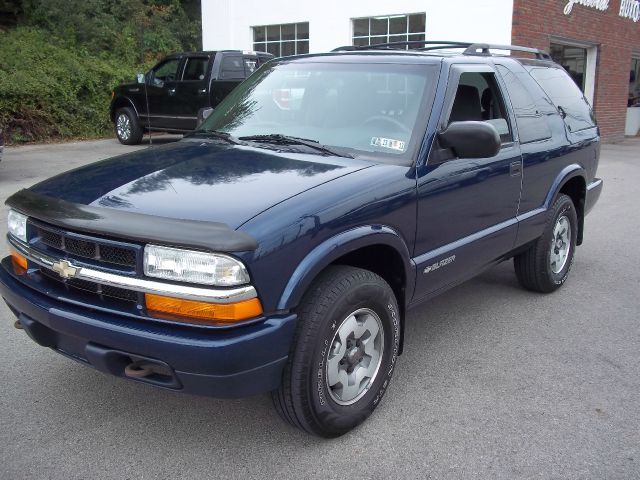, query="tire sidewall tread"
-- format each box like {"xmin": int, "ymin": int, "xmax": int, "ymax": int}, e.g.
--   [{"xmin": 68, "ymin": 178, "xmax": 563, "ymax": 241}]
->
[
  {"xmin": 273, "ymin": 265, "xmax": 400, "ymax": 438},
  {"xmin": 514, "ymin": 194, "xmax": 578, "ymax": 293}
]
